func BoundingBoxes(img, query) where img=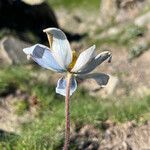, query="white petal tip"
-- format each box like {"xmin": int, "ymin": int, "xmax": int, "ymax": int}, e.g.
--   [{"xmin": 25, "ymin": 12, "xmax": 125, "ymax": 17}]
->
[
  {"xmin": 93, "ymin": 45, "xmax": 96, "ymax": 49},
  {"xmin": 101, "ymin": 51, "xmax": 112, "ymax": 62},
  {"xmin": 23, "ymin": 48, "xmax": 27, "ymax": 53},
  {"xmin": 23, "ymin": 47, "xmax": 31, "ymax": 55},
  {"xmin": 43, "ymin": 27, "xmax": 59, "ymax": 33},
  {"xmin": 43, "ymin": 28, "xmax": 49, "ymax": 33},
  {"xmin": 101, "ymin": 51, "xmax": 112, "ymax": 57},
  {"xmin": 108, "ymin": 52, "xmax": 111, "ymax": 56}
]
